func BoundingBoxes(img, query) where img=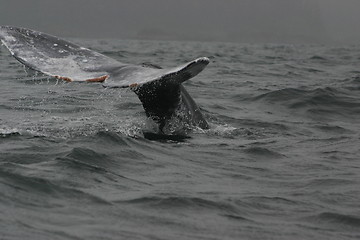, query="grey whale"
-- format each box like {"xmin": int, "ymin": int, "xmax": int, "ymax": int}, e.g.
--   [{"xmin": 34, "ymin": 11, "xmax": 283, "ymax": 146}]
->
[{"xmin": 0, "ymin": 26, "xmax": 209, "ymax": 132}]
